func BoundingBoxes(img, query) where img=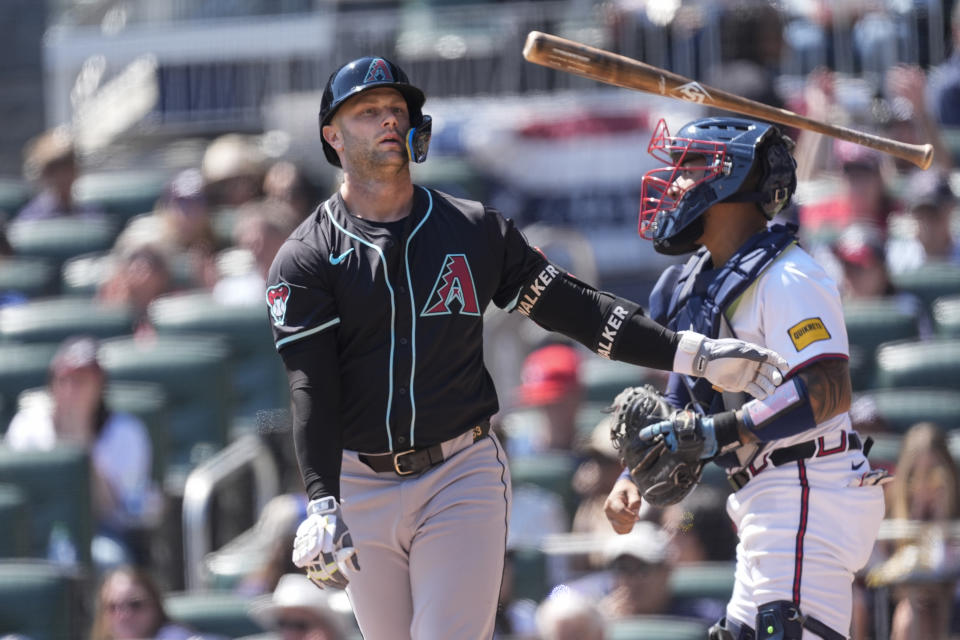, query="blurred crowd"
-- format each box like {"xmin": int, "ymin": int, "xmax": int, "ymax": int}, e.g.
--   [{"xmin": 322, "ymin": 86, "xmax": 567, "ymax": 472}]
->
[{"xmin": 0, "ymin": 0, "xmax": 958, "ymax": 639}]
